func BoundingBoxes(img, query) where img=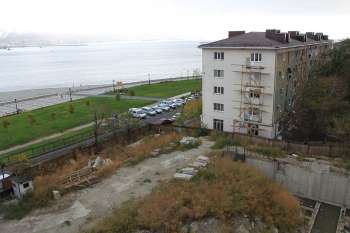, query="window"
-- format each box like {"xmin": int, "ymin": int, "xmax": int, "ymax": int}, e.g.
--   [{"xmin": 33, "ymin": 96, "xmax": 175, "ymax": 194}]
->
[
  {"xmin": 279, "ymin": 88, "xmax": 284, "ymax": 95},
  {"xmin": 213, "ymin": 119, "xmax": 224, "ymax": 131},
  {"xmin": 23, "ymin": 182, "xmax": 29, "ymax": 189},
  {"xmin": 248, "ymin": 124, "xmax": 259, "ymax": 136},
  {"xmin": 249, "ymin": 89, "xmax": 260, "ymax": 98},
  {"xmin": 250, "ymin": 52, "xmax": 262, "ymax": 62},
  {"xmin": 279, "ymin": 71, "xmax": 284, "ymax": 80},
  {"xmin": 214, "ymin": 69, "xmax": 224, "ymax": 77},
  {"xmin": 214, "ymin": 52, "xmax": 224, "ymax": 60},
  {"xmin": 244, "ymin": 108, "xmax": 260, "ymax": 122},
  {"xmin": 214, "ymin": 86, "xmax": 224, "ymax": 94},
  {"xmin": 213, "ymin": 103, "xmax": 224, "ymax": 111},
  {"xmin": 248, "ymin": 107, "xmax": 259, "ymax": 116}
]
